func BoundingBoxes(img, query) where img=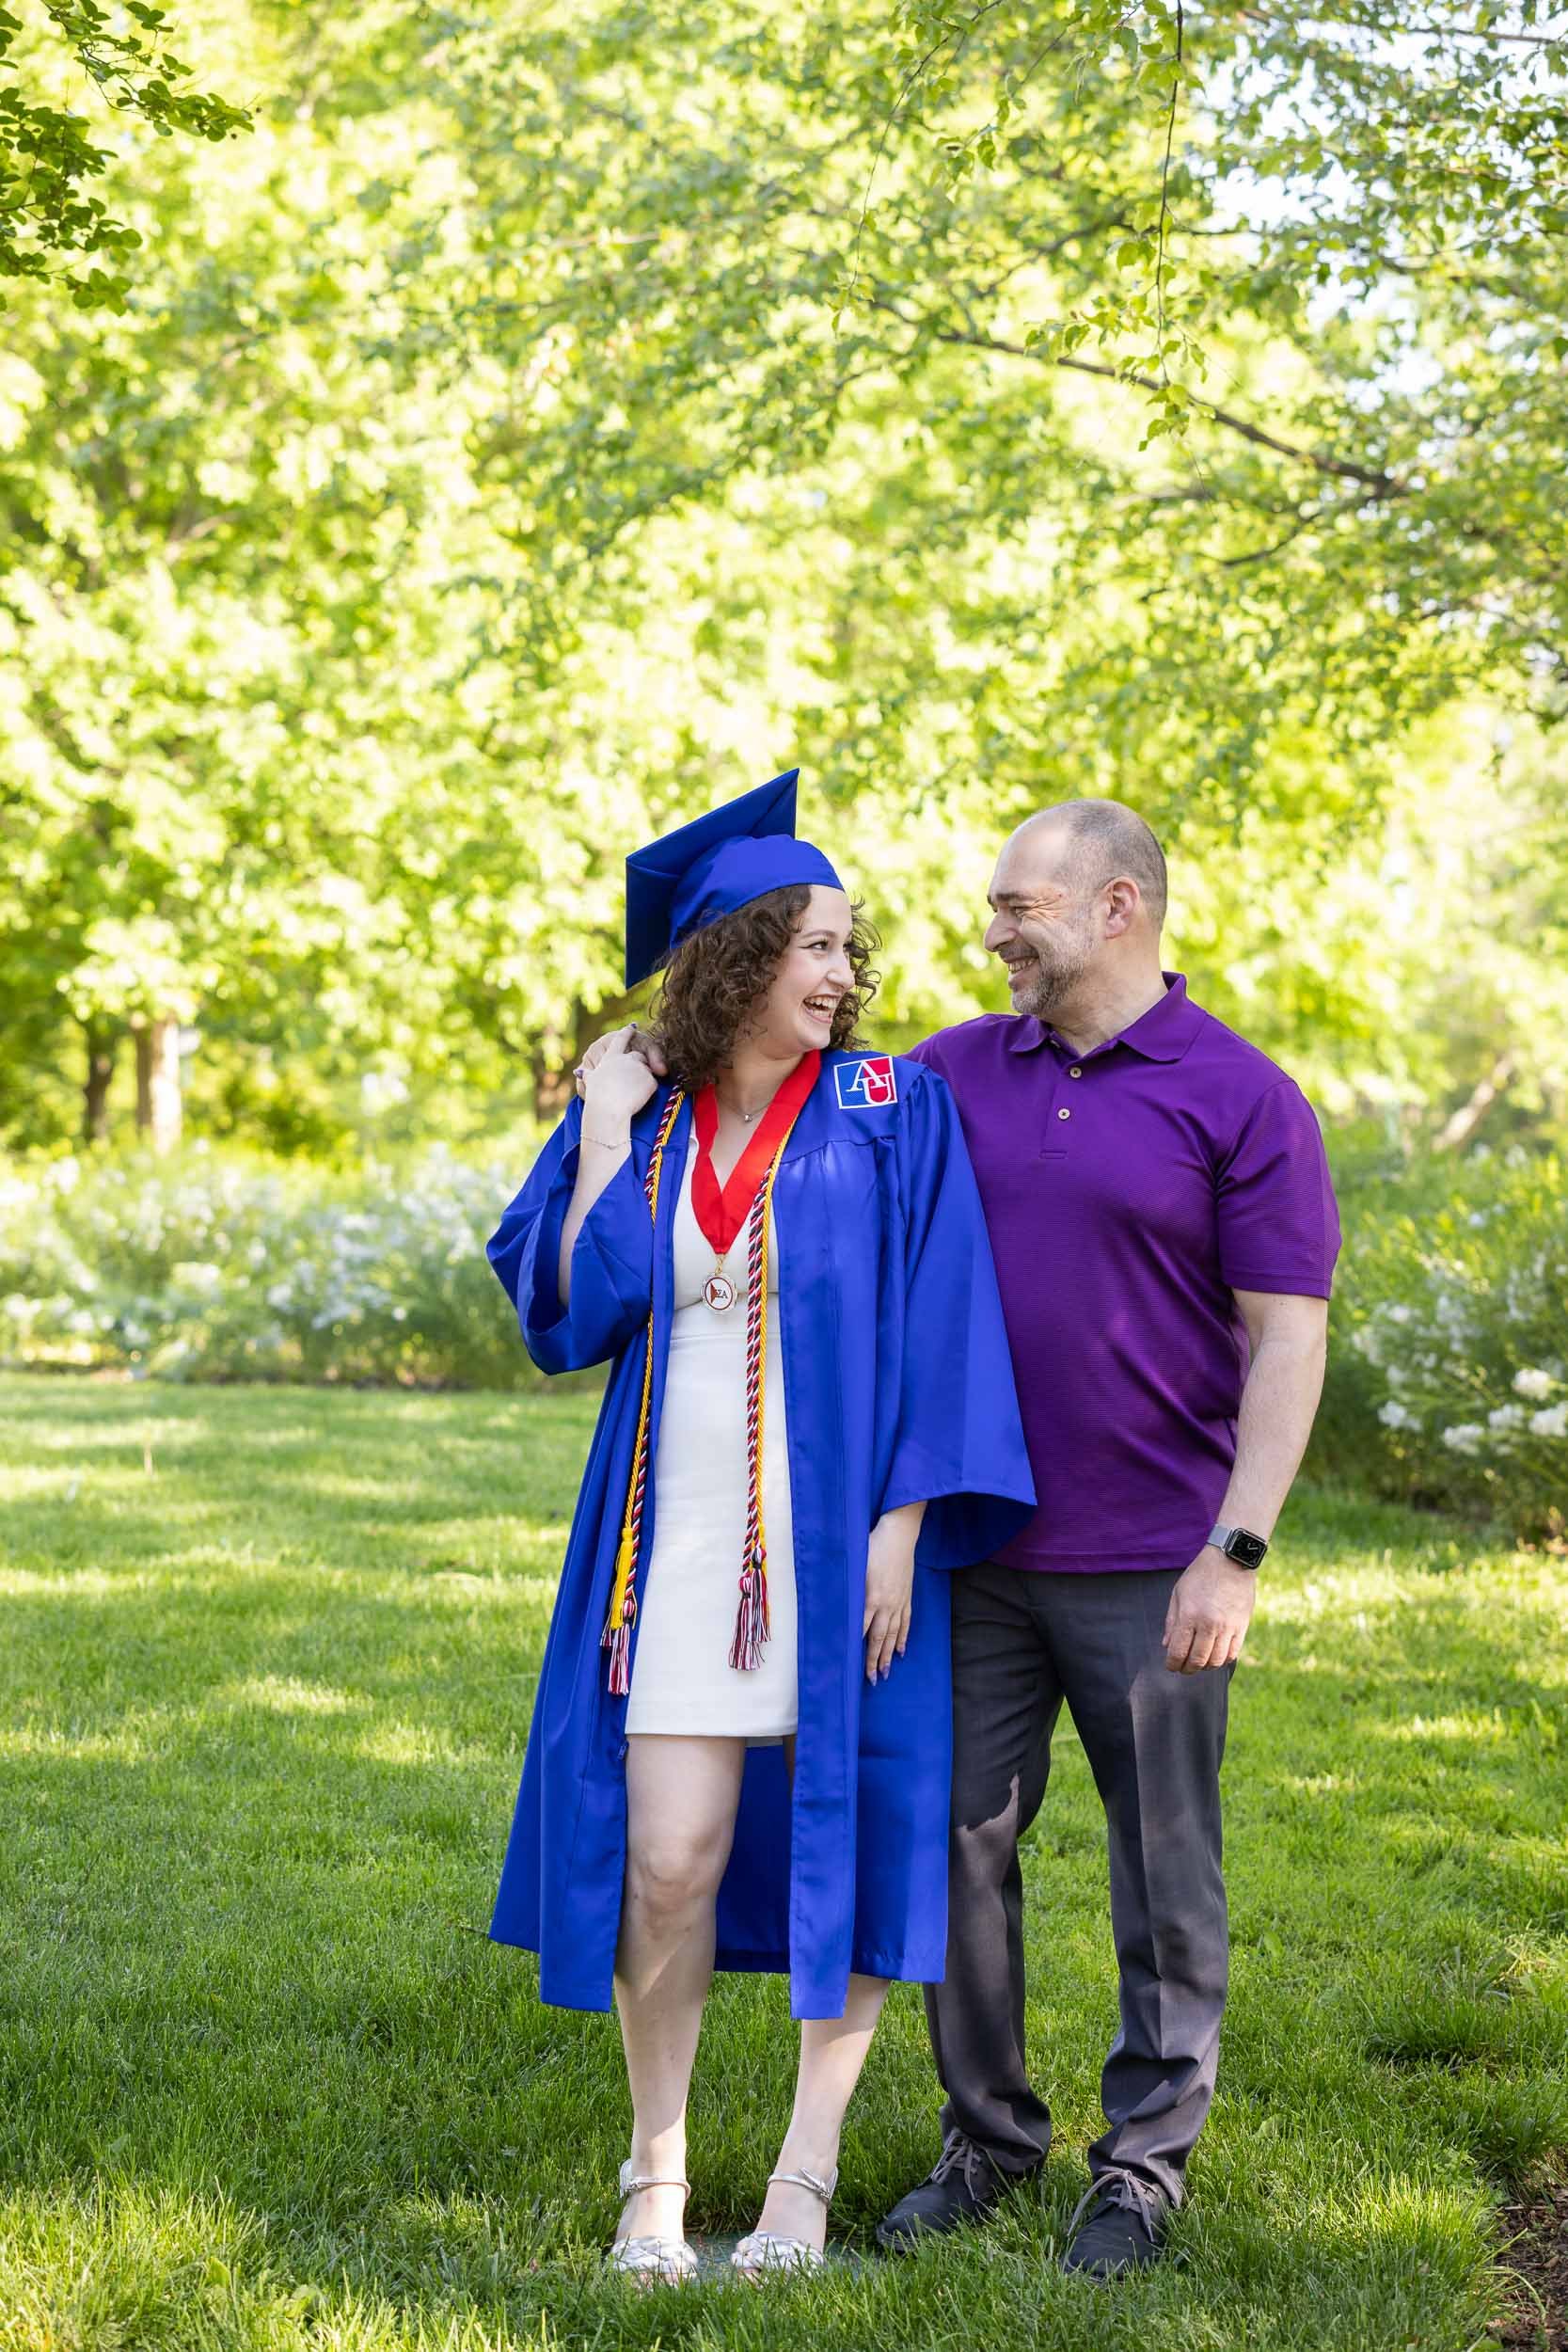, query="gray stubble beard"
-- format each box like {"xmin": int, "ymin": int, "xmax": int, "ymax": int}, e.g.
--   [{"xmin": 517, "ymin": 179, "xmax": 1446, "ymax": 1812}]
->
[{"xmin": 1010, "ymin": 937, "xmax": 1094, "ymax": 1022}]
